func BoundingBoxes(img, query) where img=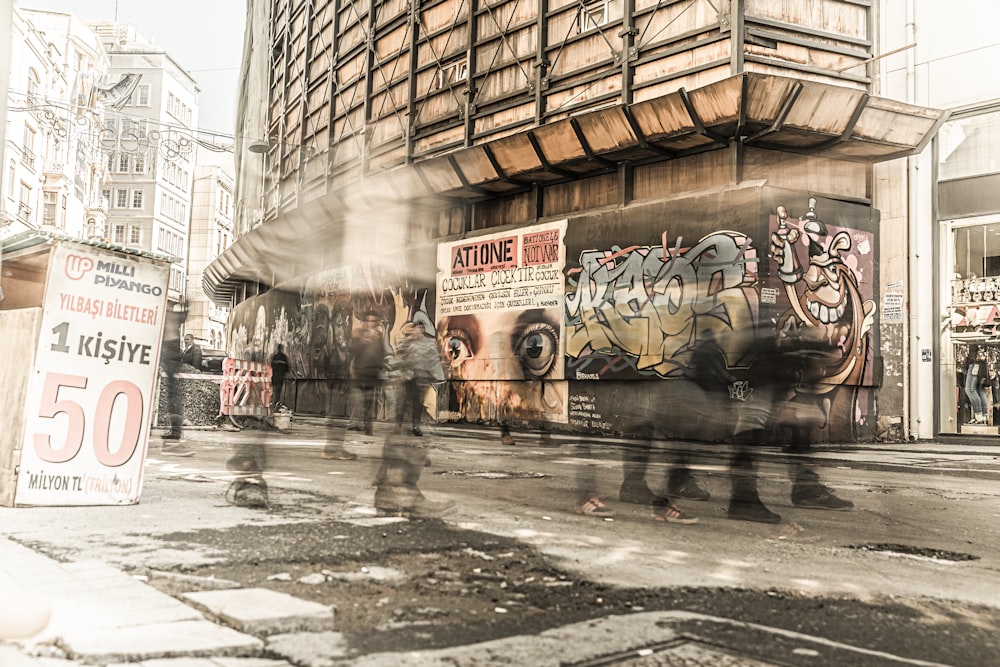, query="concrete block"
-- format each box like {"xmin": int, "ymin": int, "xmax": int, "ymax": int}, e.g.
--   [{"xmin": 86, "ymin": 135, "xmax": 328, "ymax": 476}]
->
[{"xmin": 182, "ymin": 589, "xmax": 335, "ymax": 635}]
